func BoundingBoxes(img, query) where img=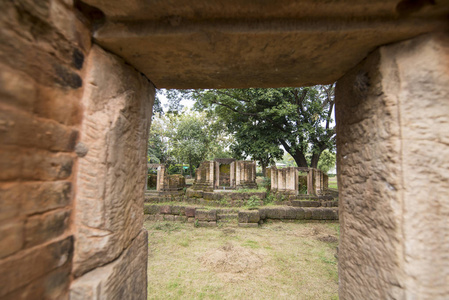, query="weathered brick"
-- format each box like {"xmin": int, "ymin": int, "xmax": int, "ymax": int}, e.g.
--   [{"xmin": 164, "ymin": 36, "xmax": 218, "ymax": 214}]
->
[
  {"xmin": 196, "ymin": 221, "xmax": 217, "ymax": 228},
  {"xmin": 195, "ymin": 209, "xmax": 216, "ymax": 221},
  {"xmin": 35, "ymin": 84, "xmax": 83, "ymax": 125},
  {"xmin": 0, "ymin": 65, "xmax": 36, "ymax": 112},
  {"xmin": 322, "ymin": 208, "xmax": 338, "ymax": 220},
  {"xmin": 0, "ymin": 236, "xmax": 73, "ymax": 297},
  {"xmin": 0, "ymin": 148, "xmax": 73, "ymax": 181},
  {"xmin": 143, "ymin": 204, "xmax": 160, "ymax": 215},
  {"xmin": 25, "ymin": 209, "xmax": 71, "ymax": 248},
  {"xmin": 304, "ymin": 208, "xmax": 313, "ymax": 219},
  {"xmin": 22, "ymin": 181, "xmax": 72, "ymax": 215},
  {"xmin": 238, "ymin": 210, "xmax": 260, "ymax": 223},
  {"xmin": 2, "ymin": 264, "xmax": 71, "ymax": 300},
  {"xmin": 185, "ymin": 206, "xmax": 196, "ymax": 217},
  {"xmin": 171, "ymin": 205, "xmax": 184, "ymax": 215},
  {"xmin": 159, "ymin": 205, "xmax": 171, "ymax": 214},
  {"xmin": 0, "ymin": 220, "xmax": 24, "ymax": 259},
  {"xmin": 312, "ymin": 208, "xmax": 324, "ymax": 220},
  {"xmin": 294, "ymin": 208, "xmax": 305, "ymax": 219},
  {"xmin": 0, "ymin": 183, "xmax": 22, "ymax": 221},
  {"xmin": 0, "ymin": 108, "xmax": 78, "ymax": 152},
  {"xmin": 265, "ymin": 207, "xmax": 286, "ymax": 220},
  {"xmin": 284, "ymin": 207, "xmax": 296, "ymax": 219},
  {"xmin": 258, "ymin": 208, "xmax": 267, "ymax": 220},
  {"xmin": 163, "ymin": 215, "xmax": 175, "ymax": 221}
]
